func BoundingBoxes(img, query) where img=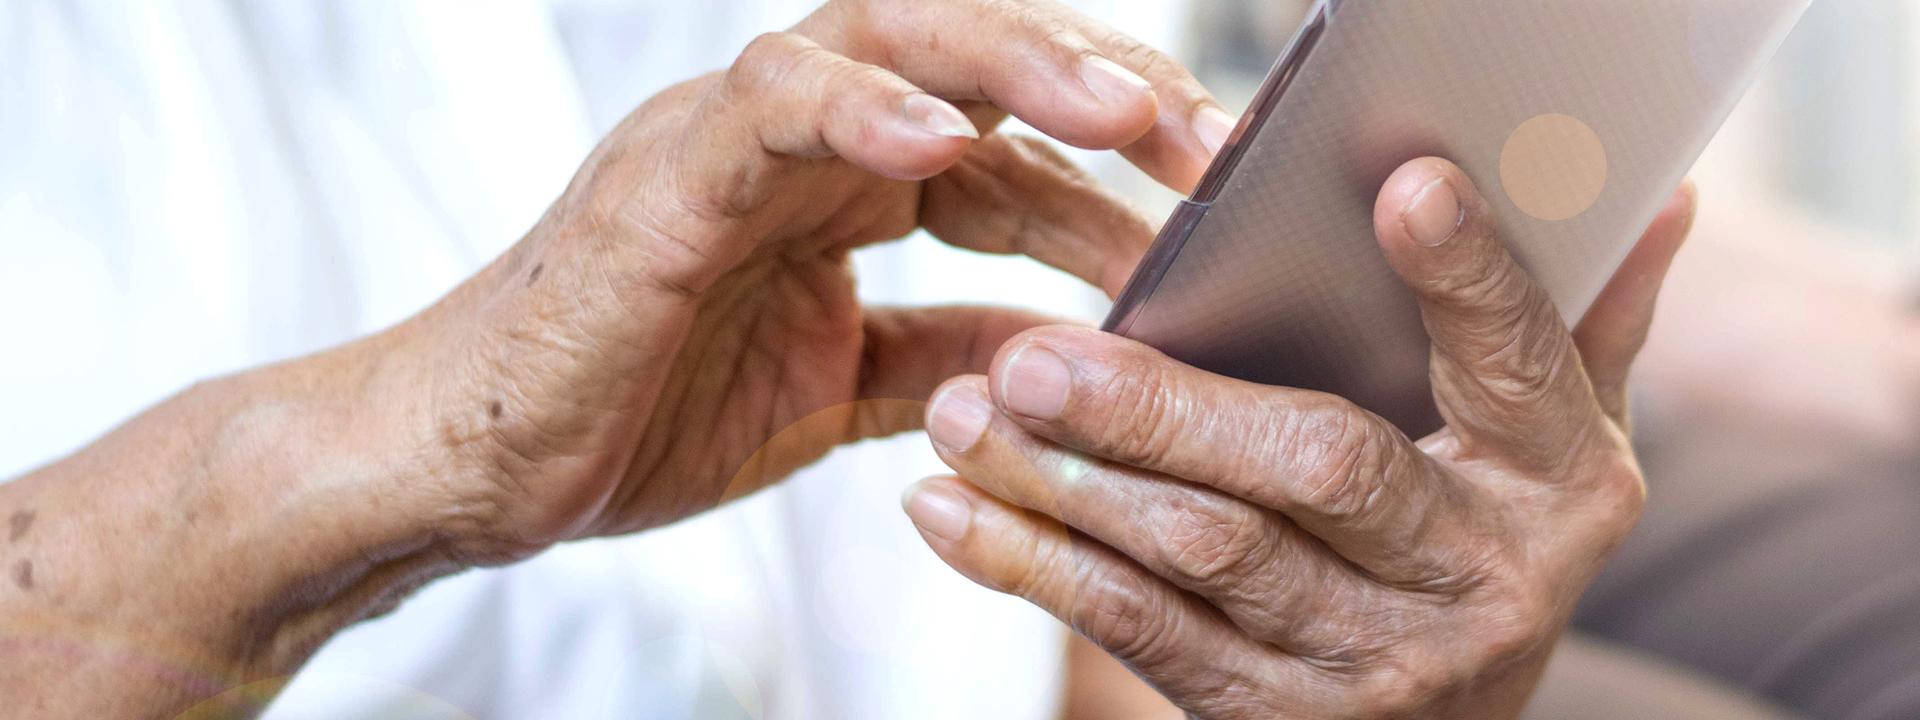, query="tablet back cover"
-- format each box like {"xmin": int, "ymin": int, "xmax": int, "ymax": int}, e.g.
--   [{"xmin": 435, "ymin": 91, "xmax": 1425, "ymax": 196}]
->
[{"xmin": 1105, "ymin": 0, "xmax": 1810, "ymax": 433}]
